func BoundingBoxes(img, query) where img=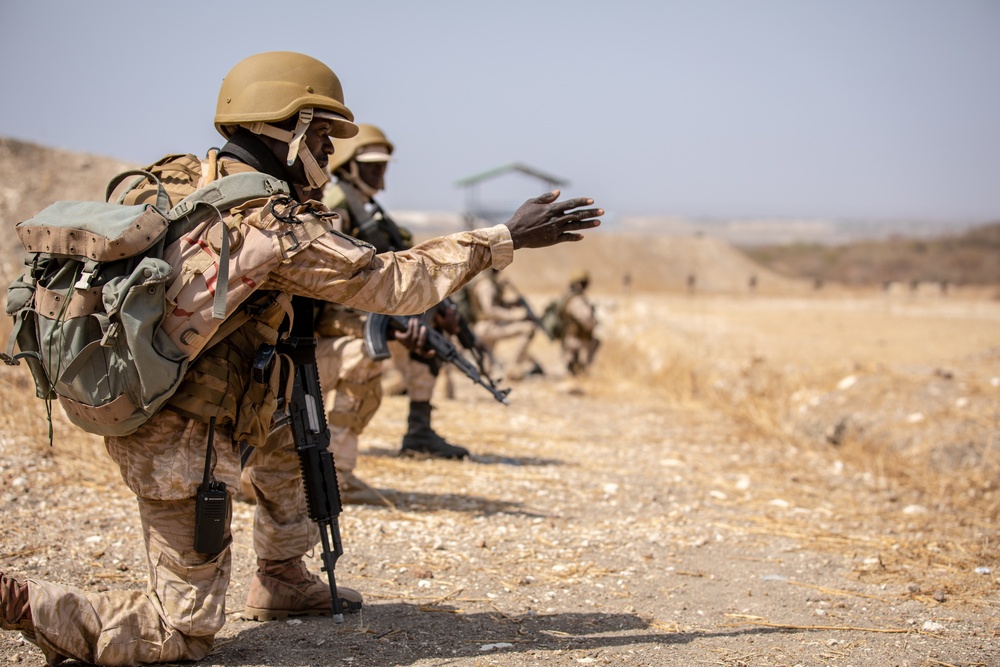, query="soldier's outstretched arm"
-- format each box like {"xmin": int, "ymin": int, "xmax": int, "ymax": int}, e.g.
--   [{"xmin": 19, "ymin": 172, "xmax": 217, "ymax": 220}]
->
[{"xmin": 504, "ymin": 191, "xmax": 603, "ymax": 250}]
